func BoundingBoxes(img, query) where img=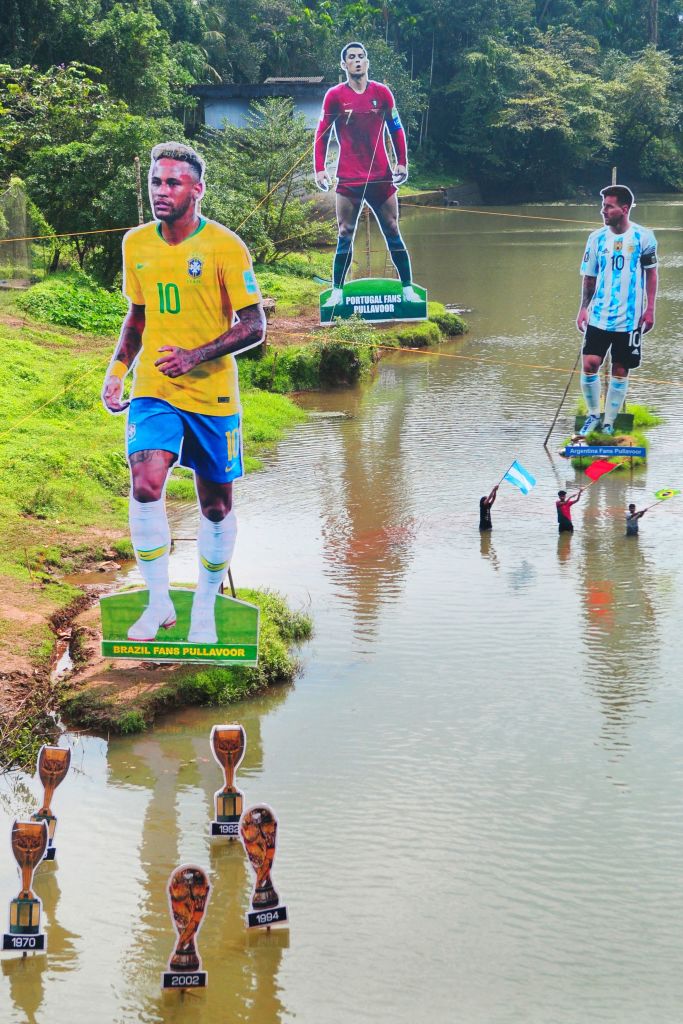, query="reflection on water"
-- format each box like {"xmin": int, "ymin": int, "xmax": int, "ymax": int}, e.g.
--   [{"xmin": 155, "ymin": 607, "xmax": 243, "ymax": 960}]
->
[
  {"xmin": 317, "ymin": 373, "xmax": 419, "ymax": 646},
  {"xmin": 3, "ymin": 199, "xmax": 683, "ymax": 1022},
  {"xmin": 576, "ymin": 487, "xmax": 660, "ymax": 758}
]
